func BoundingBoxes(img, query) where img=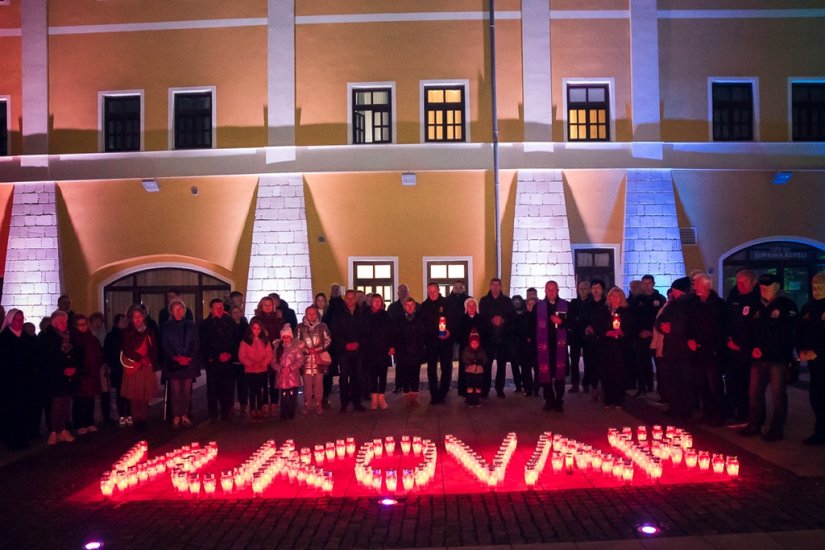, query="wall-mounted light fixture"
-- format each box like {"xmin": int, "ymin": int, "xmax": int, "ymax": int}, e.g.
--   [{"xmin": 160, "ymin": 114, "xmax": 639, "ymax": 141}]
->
[
  {"xmin": 401, "ymin": 172, "xmax": 416, "ymax": 186},
  {"xmin": 141, "ymin": 178, "xmax": 160, "ymax": 192},
  {"xmin": 772, "ymin": 172, "xmax": 792, "ymax": 185}
]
